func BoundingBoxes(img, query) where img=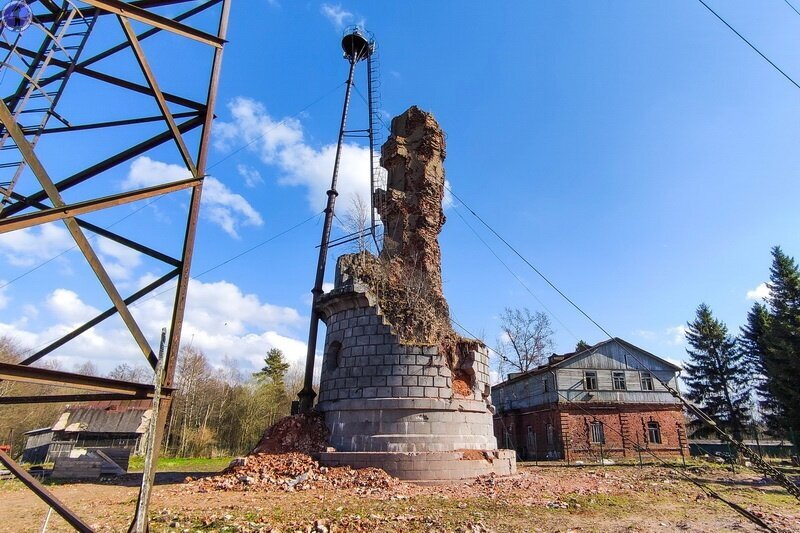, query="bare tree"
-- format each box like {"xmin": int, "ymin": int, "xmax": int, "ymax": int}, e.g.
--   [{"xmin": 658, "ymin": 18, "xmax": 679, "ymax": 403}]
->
[
  {"xmin": 496, "ymin": 307, "xmax": 555, "ymax": 376},
  {"xmin": 73, "ymin": 360, "xmax": 99, "ymax": 376},
  {"xmin": 343, "ymin": 193, "xmax": 373, "ymax": 254},
  {"xmin": 107, "ymin": 362, "xmax": 150, "ymax": 383}
]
